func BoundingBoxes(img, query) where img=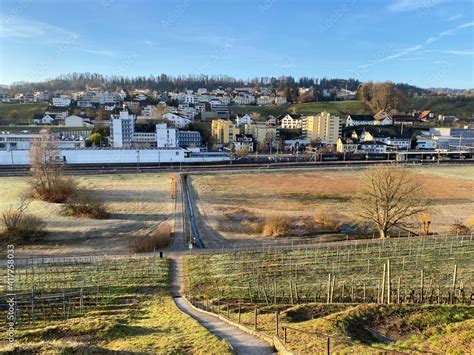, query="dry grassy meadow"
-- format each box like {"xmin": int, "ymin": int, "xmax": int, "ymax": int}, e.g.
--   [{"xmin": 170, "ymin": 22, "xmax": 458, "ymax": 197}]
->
[
  {"xmin": 0, "ymin": 173, "xmax": 174, "ymax": 256},
  {"xmin": 191, "ymin": 165, "xmax": 474, "ymax": 240}
]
